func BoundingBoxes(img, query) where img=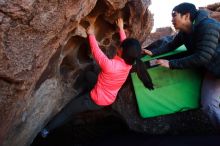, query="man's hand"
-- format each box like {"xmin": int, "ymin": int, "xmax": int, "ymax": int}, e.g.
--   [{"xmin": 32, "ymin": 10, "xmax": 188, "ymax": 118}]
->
[
  {"xmin": 116, "ymin": 18, "xmax": 124, "ymax": 30},
  {"xmin": 156, "ymin": 59, "xmax": 170, "ymax": 68},
  {"xmin": 142, "ymin": 49, "xmax": 153, "ymax": 56}
]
